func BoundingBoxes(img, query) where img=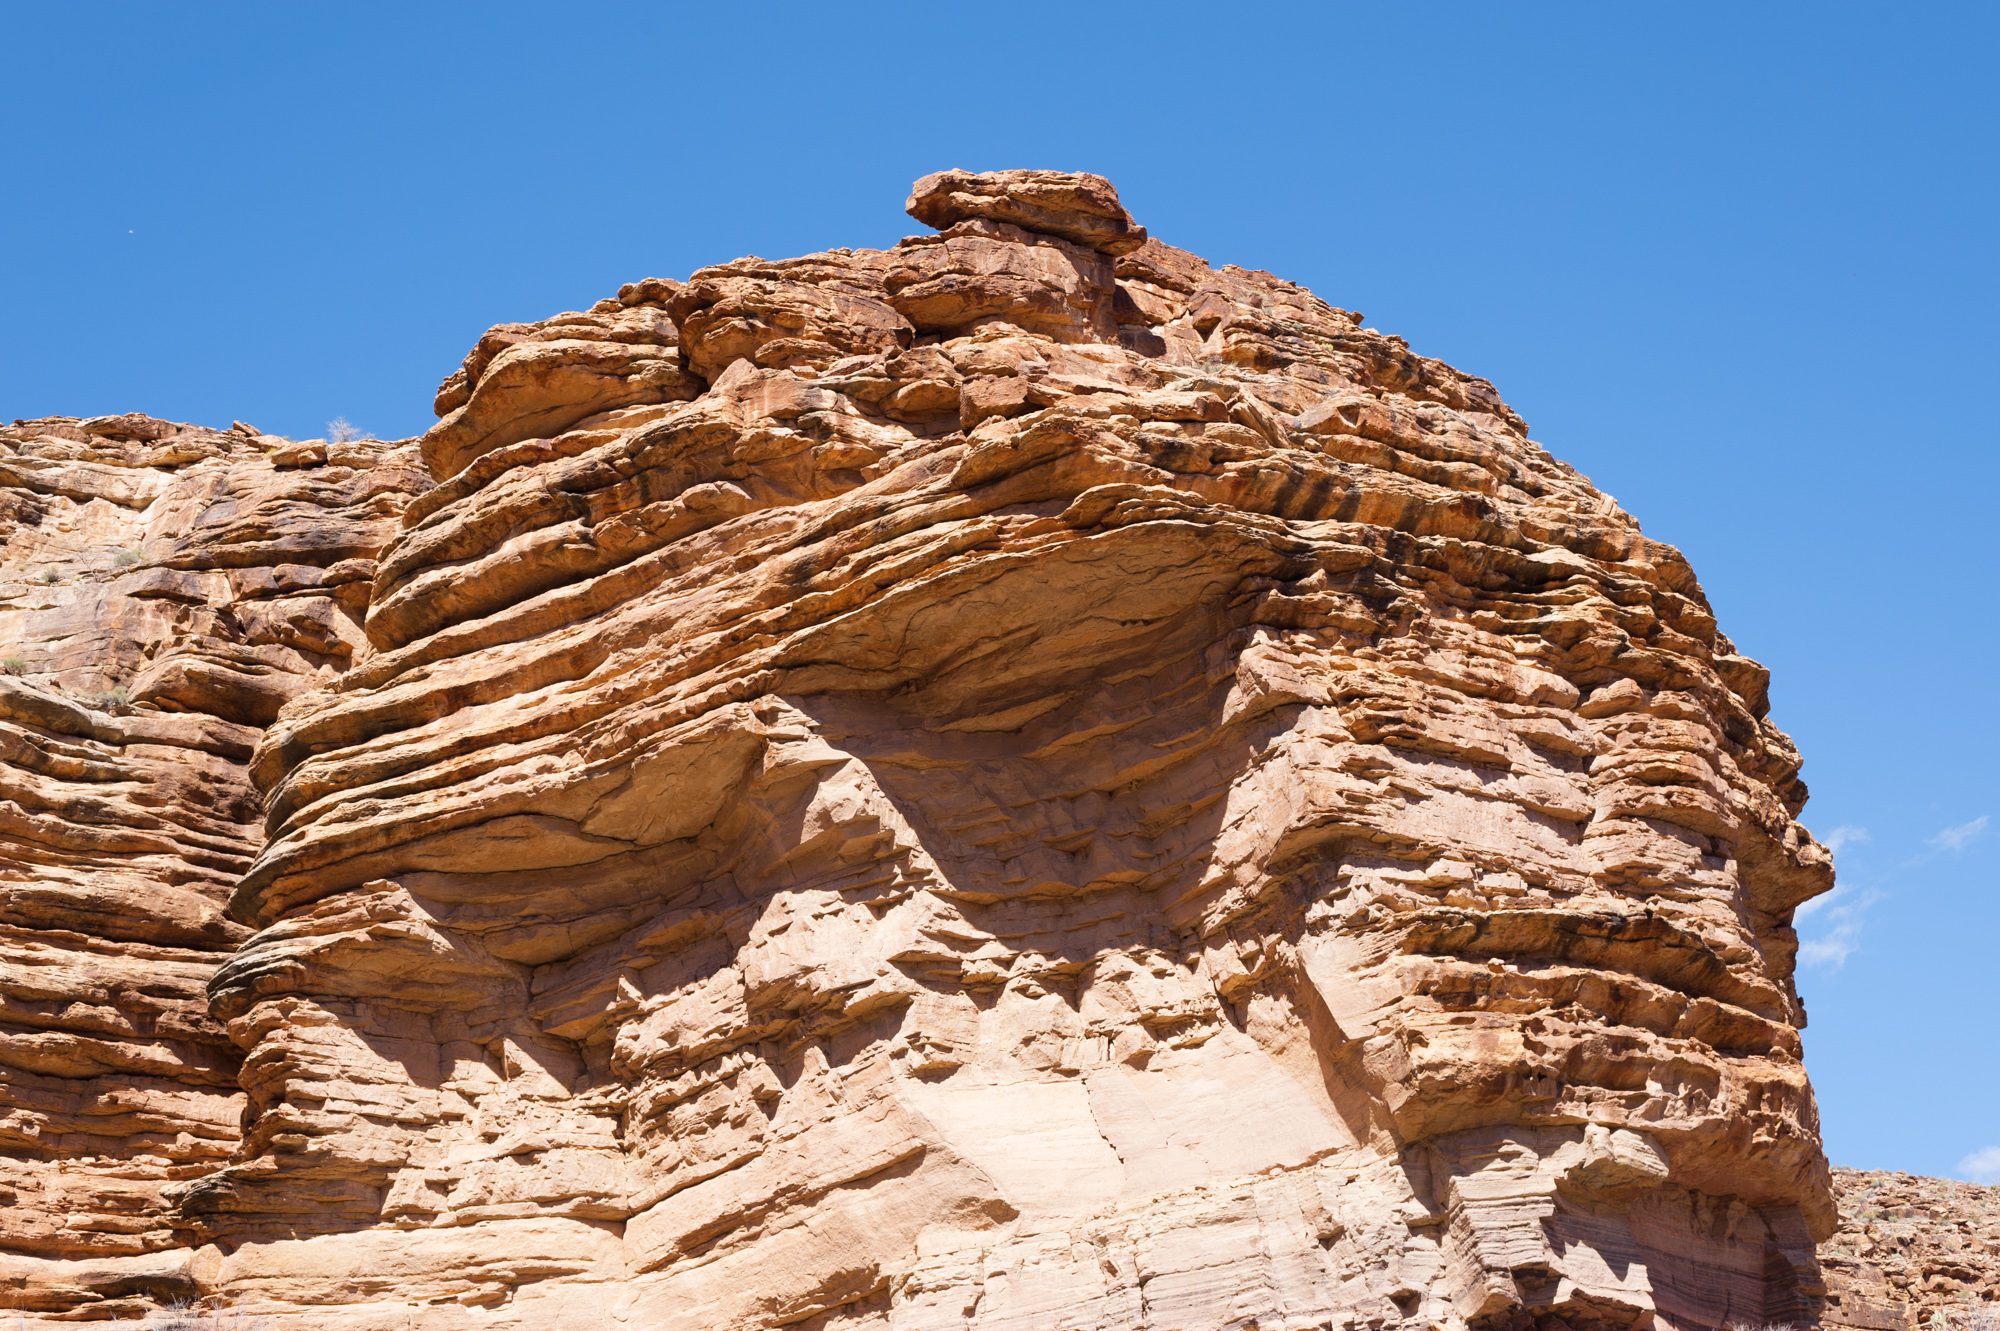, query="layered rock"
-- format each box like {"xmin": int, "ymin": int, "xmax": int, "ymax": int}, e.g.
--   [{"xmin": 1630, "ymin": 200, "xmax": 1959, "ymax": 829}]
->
[
  {"xmin": 0, "ymin": 416, "xmax": 425, "ymax": 1315},
  {"xmin": 2, "ymin": 171, "xmax": 1864, "ymax": 1328}
]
